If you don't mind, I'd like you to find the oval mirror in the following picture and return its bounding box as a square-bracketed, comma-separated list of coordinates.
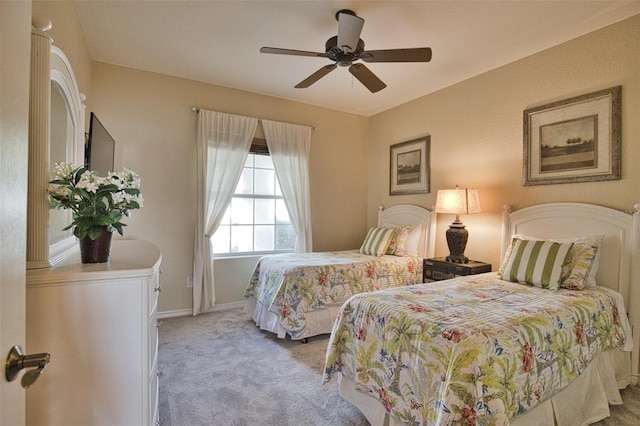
[49, 82, 73, 246]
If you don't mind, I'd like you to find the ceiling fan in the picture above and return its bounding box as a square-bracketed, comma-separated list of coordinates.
[260, 9, 432, 93]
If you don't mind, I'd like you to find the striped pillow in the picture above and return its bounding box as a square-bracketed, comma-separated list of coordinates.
[359, 227, 396, 256]
[501, 238, 573, 289]
[499, 234, 604, 289]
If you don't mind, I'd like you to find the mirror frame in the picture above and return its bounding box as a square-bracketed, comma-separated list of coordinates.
[49, 46, 86, 264]
[27, 18, 85, 269]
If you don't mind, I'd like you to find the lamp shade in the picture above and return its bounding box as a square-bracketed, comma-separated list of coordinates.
[434, 188, 481, 215]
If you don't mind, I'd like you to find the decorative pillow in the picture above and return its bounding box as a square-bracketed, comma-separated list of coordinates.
[567, 235, 604, 288]
[381, 223, 400, 255]
[498, 239, 517, 276]
[379, 222, 410, 255]
[499, 234, 603, 288]
[359, 227, 396, 257]
[500, 238, 573, 289]
[392, 225, 413, 256]
[561, 240, 600, 290]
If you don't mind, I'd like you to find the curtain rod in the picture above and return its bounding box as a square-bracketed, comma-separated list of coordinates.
[191, 106, 316, 130]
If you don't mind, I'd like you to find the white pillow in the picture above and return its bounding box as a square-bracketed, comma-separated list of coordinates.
[403, 224, 423, 257]
[500, 234, 604, 288]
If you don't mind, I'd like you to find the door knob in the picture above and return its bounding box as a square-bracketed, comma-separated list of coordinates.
[5, 345, 50, 388]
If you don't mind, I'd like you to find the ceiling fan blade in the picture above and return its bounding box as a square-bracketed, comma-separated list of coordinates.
[260, 46, 330, 58]
[337, 11, 364, 53]
[349, 63, 386, 93]
[361, 47, 432, 63]
[295, 64, 337, 88]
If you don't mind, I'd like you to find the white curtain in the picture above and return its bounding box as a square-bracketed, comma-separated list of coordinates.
[262, 119, 313, 253]
[193, 110, 258, 315]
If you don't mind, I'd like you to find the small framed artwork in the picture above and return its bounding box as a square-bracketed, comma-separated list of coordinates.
[523, 86, 621, 186]
[389, 135, 430, 195]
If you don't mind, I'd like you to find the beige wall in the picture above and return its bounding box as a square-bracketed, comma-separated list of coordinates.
[368, 15, 640, 271]
[89, 62, 369, 313]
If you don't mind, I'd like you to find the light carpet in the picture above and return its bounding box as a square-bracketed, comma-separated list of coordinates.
[159, 307, 640, 426]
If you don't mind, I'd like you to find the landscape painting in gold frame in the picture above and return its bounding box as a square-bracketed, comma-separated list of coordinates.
[523, 86, 621, 186]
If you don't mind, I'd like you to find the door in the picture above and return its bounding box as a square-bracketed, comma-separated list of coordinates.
[1, 1, 32, 425]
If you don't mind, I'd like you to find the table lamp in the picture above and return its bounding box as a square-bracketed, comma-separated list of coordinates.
[434, 186, 481, 263]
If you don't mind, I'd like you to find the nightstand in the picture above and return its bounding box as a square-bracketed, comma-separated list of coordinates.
[423, 257, 491, 282]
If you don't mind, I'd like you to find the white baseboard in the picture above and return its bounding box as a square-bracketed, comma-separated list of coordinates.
[158, 308, 192, 319]
[158, 300, 245, 319]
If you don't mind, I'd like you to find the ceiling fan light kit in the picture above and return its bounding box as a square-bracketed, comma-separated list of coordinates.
[260, 9, 432, 93]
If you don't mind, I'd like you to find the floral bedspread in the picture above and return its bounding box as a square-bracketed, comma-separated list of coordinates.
[323, 273, 627, 425]
[244, 250, 422, 339]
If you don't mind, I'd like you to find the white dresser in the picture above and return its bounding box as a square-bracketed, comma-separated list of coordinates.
[25, 240, 162, 426]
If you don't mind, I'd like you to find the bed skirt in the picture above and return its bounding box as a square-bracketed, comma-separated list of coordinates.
[338, 348, 631, 426]
[243, 296, 340, 340]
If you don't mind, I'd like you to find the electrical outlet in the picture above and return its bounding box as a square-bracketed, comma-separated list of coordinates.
[187, 275, 193, 288]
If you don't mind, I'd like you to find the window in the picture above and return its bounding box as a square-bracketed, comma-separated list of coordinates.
[211, 148, 295, 256]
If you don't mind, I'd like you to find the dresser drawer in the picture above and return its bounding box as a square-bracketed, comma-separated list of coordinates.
[149, 365, 159, 426]
[148, 308, 159, 380]
[148, 270, 160, 316]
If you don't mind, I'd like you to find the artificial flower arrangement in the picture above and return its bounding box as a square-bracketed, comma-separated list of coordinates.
[48, 162, 144, 241]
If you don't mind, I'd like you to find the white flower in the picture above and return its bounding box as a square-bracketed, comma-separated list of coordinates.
[51, 162, 75, 180]
[48, 184, 70, 198]
[75, 171, 99, 193]
[134, 193, 144, 208]
[110, 191, 125, 205]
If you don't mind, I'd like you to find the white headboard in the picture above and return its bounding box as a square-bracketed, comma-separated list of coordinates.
[377, 204, 436, 259]
[501, 202, 640, 383]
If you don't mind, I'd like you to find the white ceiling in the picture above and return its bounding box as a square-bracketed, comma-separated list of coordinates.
[73, 1, 640, 117]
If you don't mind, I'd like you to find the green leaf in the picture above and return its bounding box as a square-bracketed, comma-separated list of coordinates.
[87, 227, 109, 240]
[112, 222, 125, 236]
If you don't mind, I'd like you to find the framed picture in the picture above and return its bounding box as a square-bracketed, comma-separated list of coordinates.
[523, 86, 621, 186]
[390, 136, 430, 195]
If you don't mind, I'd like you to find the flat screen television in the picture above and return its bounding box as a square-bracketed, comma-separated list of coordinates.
[85, 112, 115, 175]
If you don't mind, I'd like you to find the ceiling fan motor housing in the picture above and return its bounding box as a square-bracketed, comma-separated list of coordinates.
[325, 35, 365, 66]
[335, 9, 357, 20]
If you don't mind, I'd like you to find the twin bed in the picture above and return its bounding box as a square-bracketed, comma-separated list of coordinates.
[243, 201, 638, 425]
[323, 202, 639, 425]
[243, 204, 436, 341]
